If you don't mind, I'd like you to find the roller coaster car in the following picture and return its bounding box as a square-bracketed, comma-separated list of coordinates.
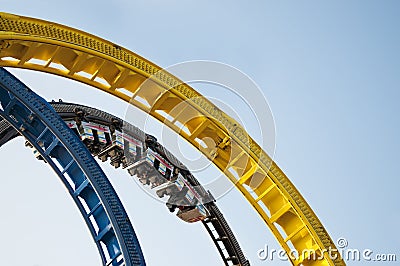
[115, 131, 143, 162]
[161, 174, 204, 204]
[156, 174, 210, 223]
[155, 173, 186, 198]
[97, 130, 144, 168]
[81, 121, 110, 145]
[127, 149, 173, 188]
[177, 204, 209, 223]
[155, 181, 179, 198]
[66, 120, 111, 155]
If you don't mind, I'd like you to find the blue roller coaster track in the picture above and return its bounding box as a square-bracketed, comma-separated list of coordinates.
[0, 67, 146, 266]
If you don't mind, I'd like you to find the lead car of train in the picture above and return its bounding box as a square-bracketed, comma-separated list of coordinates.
[62, 119, 211, 223]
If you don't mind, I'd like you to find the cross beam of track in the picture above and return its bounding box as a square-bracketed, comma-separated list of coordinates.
[0, 67, 145, 266]
[0, 13, 344, 265]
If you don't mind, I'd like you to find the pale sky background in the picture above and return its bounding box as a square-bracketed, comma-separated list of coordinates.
[0, 1, 399, 265]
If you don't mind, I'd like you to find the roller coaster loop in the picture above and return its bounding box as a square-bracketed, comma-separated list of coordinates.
[0, 67, 146, 266]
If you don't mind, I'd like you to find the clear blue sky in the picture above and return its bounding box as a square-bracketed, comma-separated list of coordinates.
[0, 1, 399, 265]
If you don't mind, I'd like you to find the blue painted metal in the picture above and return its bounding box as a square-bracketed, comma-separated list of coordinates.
[0, 68, 145, 266]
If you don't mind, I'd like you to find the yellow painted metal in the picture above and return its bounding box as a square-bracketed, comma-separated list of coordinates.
[0, 12, 345, 265]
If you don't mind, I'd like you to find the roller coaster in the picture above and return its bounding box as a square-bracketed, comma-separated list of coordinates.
[0, 12, 345, 266]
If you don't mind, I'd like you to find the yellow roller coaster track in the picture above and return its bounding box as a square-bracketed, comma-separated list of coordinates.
[0, 12, 344, 266]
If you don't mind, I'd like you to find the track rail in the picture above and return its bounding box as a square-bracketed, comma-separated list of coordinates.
[0, 68, 145, 266]
[0, 13, 344, 265]
[1, 101, 250, 266]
